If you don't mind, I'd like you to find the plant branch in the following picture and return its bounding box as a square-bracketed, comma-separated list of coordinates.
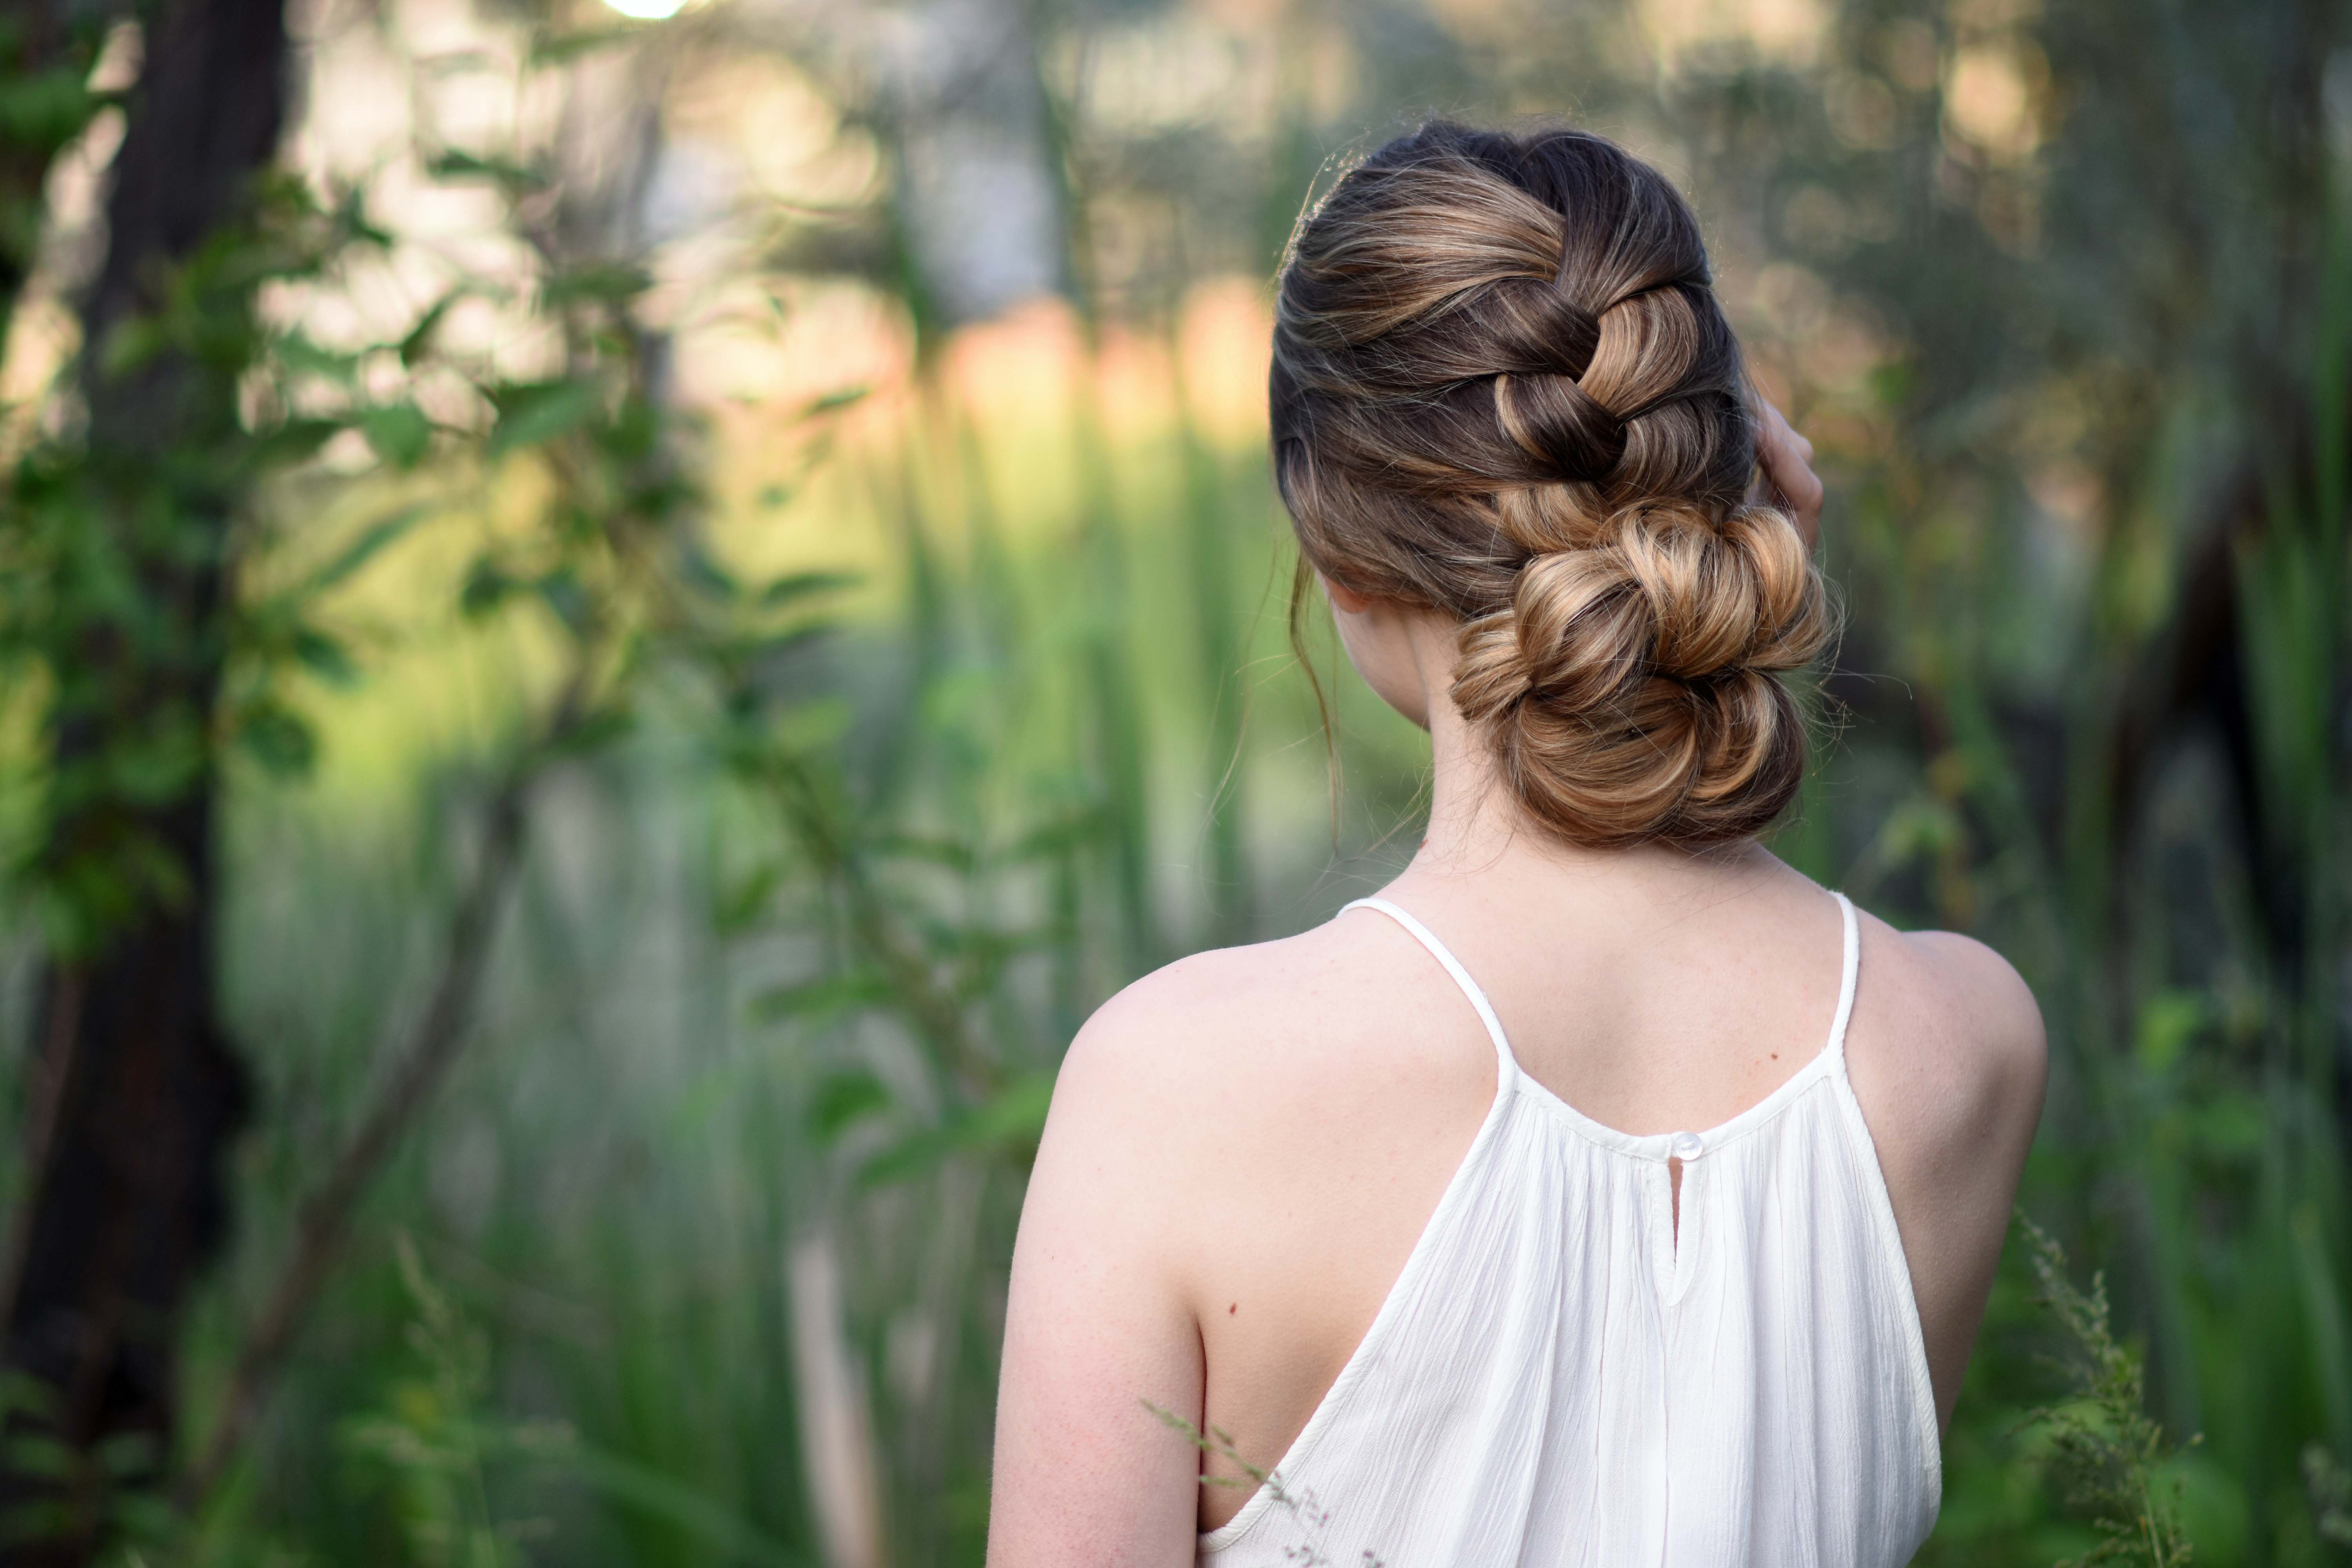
[176, 673, 588, 1515]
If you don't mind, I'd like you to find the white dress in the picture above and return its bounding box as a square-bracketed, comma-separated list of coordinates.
[1197, 891, 1942, 1568]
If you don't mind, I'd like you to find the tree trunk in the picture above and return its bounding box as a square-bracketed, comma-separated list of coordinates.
[0, 0, 287, 1557]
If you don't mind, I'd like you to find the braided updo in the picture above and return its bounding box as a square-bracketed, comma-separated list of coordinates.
[1271, 121, 1829, 849]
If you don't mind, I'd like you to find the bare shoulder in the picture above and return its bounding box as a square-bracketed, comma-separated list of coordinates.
[1052, 925, 1368, 1134]
[1039, 908, 1497, 1280]
[1029, 943, 1301, 1242]
[1055, 910, 1490, 1130]
[1848, 914, 2048, 1145]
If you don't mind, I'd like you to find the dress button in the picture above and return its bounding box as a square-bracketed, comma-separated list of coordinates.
[1670, 1131, 1704, 1161]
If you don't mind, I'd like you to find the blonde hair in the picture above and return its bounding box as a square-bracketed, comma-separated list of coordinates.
[1271, 121, 1829, 849]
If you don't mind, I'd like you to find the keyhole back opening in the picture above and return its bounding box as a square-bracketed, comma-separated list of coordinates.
[1669, 1155, 1685, 1251]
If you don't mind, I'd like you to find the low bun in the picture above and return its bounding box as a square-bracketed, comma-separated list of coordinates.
[1271, 120, 1832, 850]
[1452, 501, 1828, 846]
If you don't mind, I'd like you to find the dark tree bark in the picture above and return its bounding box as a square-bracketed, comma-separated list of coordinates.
[0, 0, 287, 1557]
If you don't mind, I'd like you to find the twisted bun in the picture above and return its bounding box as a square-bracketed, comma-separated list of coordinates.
[1270, 122, 1830, 848]
[1452, 500, 1826, 843]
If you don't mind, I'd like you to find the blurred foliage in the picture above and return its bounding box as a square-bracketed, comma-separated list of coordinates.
[0, 0, 2344, 1563]
[0, 175, 390, 954]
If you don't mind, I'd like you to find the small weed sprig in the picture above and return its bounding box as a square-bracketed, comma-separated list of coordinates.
[2018, 1216, 2196, 1568]
[1142, 1401, 1288, 1501]
[1141, 1401, 1385, 1568]
[338, 1234, 568, 1568]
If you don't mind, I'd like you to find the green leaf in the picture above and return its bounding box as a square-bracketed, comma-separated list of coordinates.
[0, 1371, 57, 1420]
[800, 385, 871, 417]
[95, 317, 167, 380]
[809, 1069, 892, 1143]
[460, 558, 515, 619]
[870, 831, 977, 871]
[290, 626, 361, 687]
[543, 263, 653, 305]
[105, 714, 208, 806]
[534, 567, 590, 635]
[677, 539, 741, 601]
[107, 1491, 182, 1546]
[2132, 991, 2207, 1075]
[750, 971, 893, 1026]
[0, 67, 98, 151]
[235, 702, 317, 778]
[425, 148, 550, 192]
[486, 379, 601, 458]
[1009, 804, 1109, 859]
[551, 705, 634, 756]
[859, 1129, 954, 1188]
[93, 1430, 160, 1478]
[0, 1432, 75, 1480]
[276, 330, 362, 385]
[306, 505, 429, 595]
[859, 1073, 1054, 1187]
[359, 401, 433, 469]
[715, 864, 783, 934]
[964, 1071, 1054, 1144]
[249, 417, 344, 469]
[328, 183, 395, 250]
[399, 287, 471, 367]
[530, 26, 642, 65]
[759, 570, 860, 607]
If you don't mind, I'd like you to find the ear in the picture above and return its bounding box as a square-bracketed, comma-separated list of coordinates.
[1319, 572, 1375, 616]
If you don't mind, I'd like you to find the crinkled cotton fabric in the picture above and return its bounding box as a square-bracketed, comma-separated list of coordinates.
[1198, 892, 1941, 1568]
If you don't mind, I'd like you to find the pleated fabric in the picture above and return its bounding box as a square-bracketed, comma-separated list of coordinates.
[1197, 892, 1941, 1568]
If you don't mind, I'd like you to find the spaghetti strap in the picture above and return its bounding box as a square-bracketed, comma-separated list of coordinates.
[1826, 891, 1860, 1062]
[1340, 897, 1519, 1084]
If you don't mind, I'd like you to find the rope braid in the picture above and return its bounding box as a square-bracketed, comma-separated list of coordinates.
[1270, 122, 1829, 848]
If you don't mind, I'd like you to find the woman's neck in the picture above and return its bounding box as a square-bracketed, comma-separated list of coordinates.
[1385, 607, 1771, 911]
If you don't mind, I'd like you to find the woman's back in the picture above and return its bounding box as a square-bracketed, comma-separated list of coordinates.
[991, 847, 2041, 1563]
[985, 120, 2044, 1566]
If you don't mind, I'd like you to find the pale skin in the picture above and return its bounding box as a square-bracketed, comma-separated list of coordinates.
[986, 406, 2046, 1566]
